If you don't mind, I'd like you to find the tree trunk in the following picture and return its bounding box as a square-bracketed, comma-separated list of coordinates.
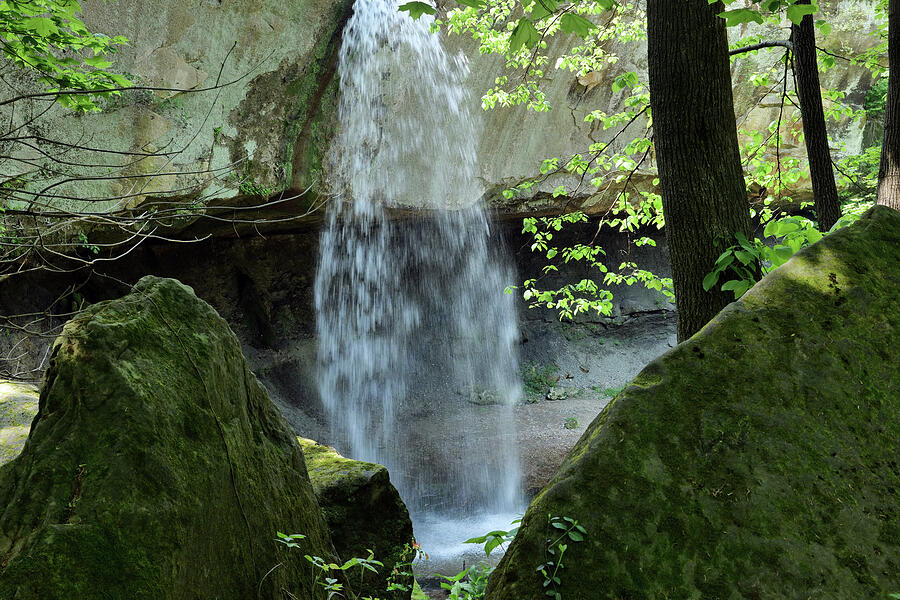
[648, 0, 754, 341]
[878, 0, 900, 209]
[791, 0, 842, 230]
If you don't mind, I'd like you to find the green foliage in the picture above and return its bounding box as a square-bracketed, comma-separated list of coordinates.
[837, 145, 881, 203]
[398, 2, 436, 20]
[703, 203, 872, 300]
[852, 0, 887, 76]
[441, 1, 642, 111]
[464, 519, 520, 556]
[716, 0, 820, 27]
[437, 563, 493, 600]
[239, 180, 274, 198]
[0, 0, 131, 111]
[512, 196, 670, 322]
[864, 76, 889, 119]
[593, 385, 624, 397]
[537, 515, 587, 600]
[385, 541, 425, 595]
[563, 416, 579, 429]
[522, 361, 559, 400]
[277, 532, 388, 600]
[73, 231, 99, 255]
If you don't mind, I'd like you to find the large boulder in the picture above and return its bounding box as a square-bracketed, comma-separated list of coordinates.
[299, 437, 415, 600]
[486, 206, 900, 599]
[0, 276, 338, 599]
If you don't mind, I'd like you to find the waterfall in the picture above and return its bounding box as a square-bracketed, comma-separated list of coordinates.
[314, 0, 523, 556]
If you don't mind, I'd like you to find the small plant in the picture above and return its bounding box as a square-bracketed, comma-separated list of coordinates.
[592, 385, 624, 398]
[275, 532, 384, 599]
[385, 540, 426, 595]
[464, 519, 520, 556]
[538, 515, 587, 600]
[239, 180, 274, 198]
[438, 562, 493, 600]
[564, 417, 579, 430]
[74, 231, 99, 255]
[522, 362, 560, 400]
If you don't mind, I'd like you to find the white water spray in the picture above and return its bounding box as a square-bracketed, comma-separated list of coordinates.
[314, 0, 523, 557]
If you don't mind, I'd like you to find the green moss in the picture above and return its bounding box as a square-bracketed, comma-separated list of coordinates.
[0, 277, 337, 599]
[298, 438, 414, 600]
[0, 381, 38, 467]
[227, 0, 350, 200]
[487, 207, 900, 600]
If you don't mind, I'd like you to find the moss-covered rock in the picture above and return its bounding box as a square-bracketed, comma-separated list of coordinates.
[0, 381, 38, 467]
[486, 206, 900, 599]
[0, 276, 337, 599]
[299, 438, 415, 600]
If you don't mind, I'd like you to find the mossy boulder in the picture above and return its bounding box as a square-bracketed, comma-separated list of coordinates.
[299, 438, 415, 600]
[0, 276, 337, 599]
[486, 206, 900, 599]
[0, 381, 38, 467]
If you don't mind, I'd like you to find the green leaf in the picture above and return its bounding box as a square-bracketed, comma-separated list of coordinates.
[485, 537, 503, 555]
[815, 19, 831, 35]
[702, 271, 720, 292]
[717, 8, 764, 27]
[786, 2, 817, 24]
[84, 54, 112, 69]
[611, 71, 638, 93]
[455, 0, 485, 8]
[721, 279, 751, 298]
[559, 13, 596, 38]
[22, 16, 58, 37]
[398, 2, 436, 20]
[510, 17, 540, 51]
[530, 0, 558, 20]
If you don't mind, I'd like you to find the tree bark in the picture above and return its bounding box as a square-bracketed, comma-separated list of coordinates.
[791, 0, 842, 230]
[878, 0, 900, 209]
[648, 0, 754, 341]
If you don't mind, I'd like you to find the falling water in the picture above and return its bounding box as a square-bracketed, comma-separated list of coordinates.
[314, 0, 523, 559]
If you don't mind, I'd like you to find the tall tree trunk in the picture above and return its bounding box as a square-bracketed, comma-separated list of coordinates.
[648, 0, 754, 341]
[878, 0, 900, 209]
[791, 0, 842, 231]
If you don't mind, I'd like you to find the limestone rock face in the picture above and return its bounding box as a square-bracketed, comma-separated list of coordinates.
[1, 0, 352, 222]
[0, 276, 337, 600]
[485, 206, 900, 599]
[299, 437, 415, 600]
[1, 0, 880, 226]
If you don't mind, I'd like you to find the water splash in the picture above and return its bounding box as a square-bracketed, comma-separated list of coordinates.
[315, 0, 523, 536]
